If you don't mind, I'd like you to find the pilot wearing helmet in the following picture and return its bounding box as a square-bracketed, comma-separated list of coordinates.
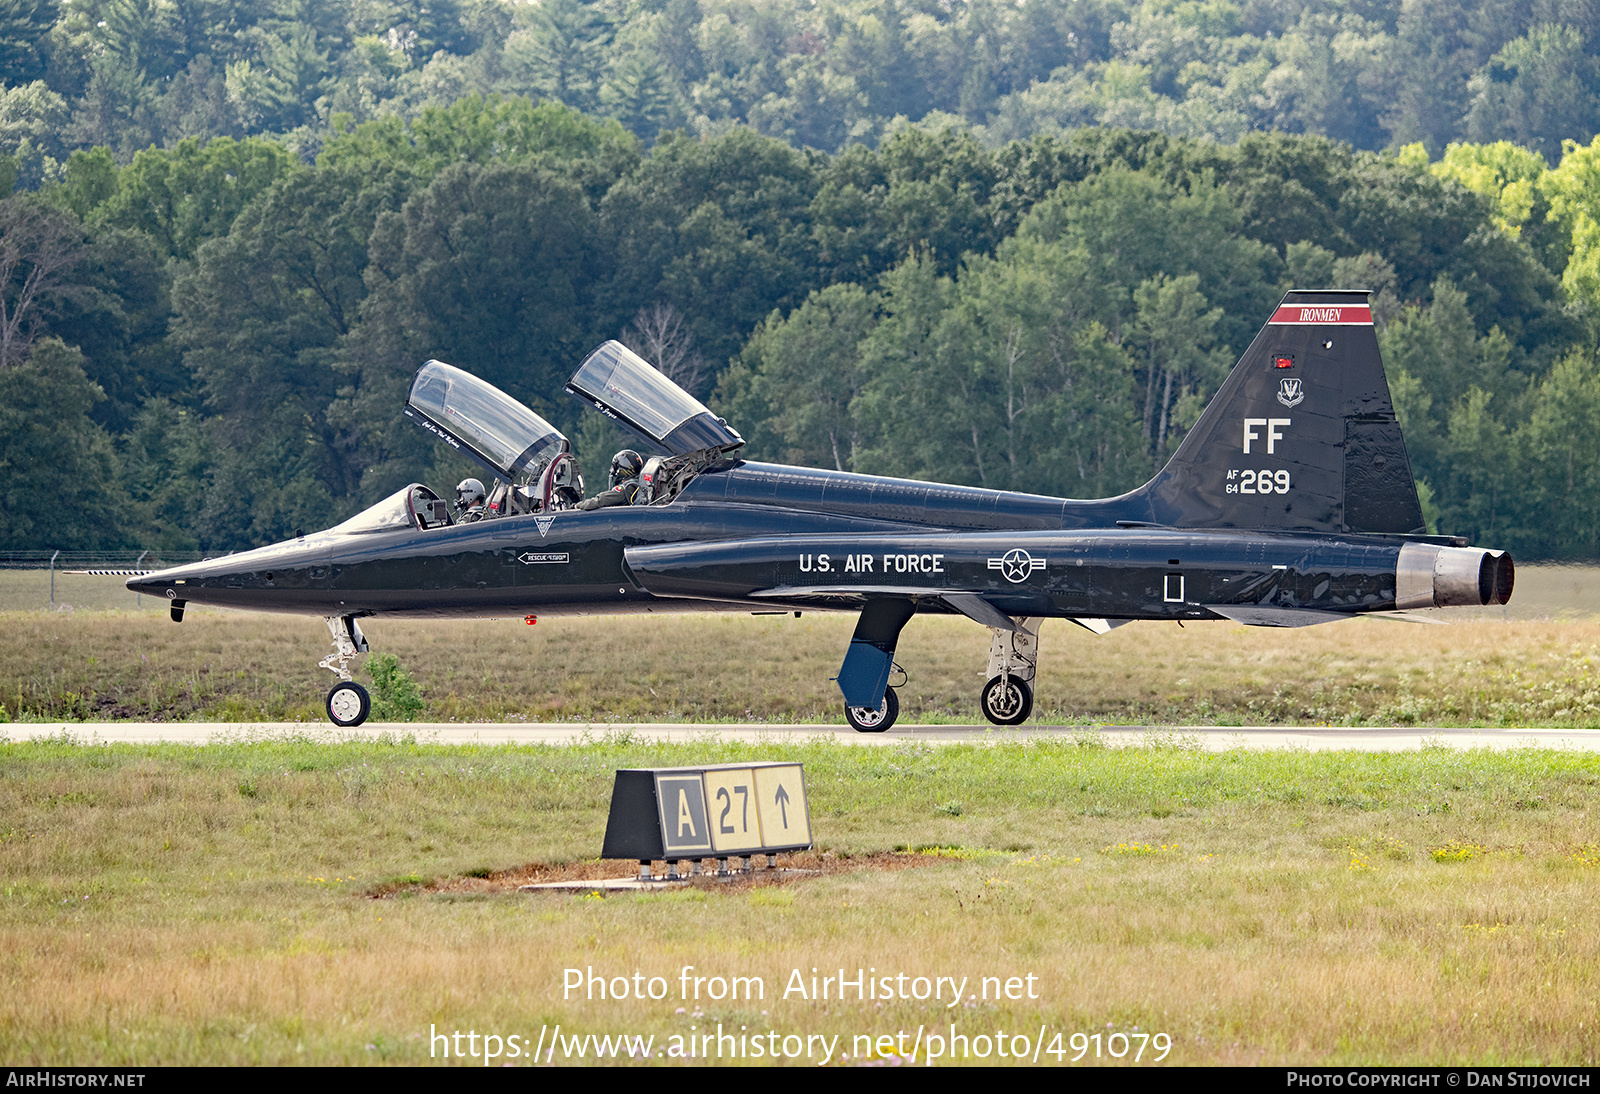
[455, 478, 488, 522]
[577, 450, 644, 510]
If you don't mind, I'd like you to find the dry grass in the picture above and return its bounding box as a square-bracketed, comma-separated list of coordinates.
[1, 738, 1598, 1065]
[3, 600, 1600, 725]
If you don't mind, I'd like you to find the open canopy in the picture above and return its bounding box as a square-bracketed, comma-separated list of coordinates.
[566, 341, 743, 457]
[404, 360, 567, 483]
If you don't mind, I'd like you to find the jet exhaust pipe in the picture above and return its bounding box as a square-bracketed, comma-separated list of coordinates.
[1395, 543, 1514, 609]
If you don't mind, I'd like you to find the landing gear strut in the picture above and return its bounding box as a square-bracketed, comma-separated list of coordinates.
[982, 617, 1040, 726]
[319, 615, 371, 727]
[836, 599, 916, 733]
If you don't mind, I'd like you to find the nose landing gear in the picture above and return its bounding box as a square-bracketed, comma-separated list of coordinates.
[319, 615, 371, 727]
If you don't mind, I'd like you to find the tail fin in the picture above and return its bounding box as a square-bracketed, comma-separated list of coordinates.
[1141, 289, 1425, 535]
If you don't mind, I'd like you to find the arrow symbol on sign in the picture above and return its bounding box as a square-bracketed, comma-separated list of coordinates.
[775, 784, 790, 828]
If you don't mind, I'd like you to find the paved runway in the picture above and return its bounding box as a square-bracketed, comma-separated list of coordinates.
[6, 721, 1600, 751]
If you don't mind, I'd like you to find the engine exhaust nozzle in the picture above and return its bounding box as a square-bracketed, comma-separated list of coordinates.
[1395, 543, 1514, 609]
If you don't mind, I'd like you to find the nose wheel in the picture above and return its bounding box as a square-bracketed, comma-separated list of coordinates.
[326, 681, 371, 727]
[845, 687, 899, 732]
[981, 674, 1033, 726]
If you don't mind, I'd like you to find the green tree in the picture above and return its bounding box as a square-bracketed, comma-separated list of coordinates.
[0, 0, 56, 86]
[0, 80, 68, 187]
[848, 253, 961, 482]
[339, 161, 606, 500]
[225, 5, 338, 132]
[600, 50, 682, 143]
[1436, 386, 1520, 547]
[316, 93, 639, 205]
[1465, 25, 1600, 164]
[1519, 351, 1600, 558]
[501, 0, 613, 116]
[94, 135, 297, 259]
[173, 164, 402, 545]
[1128, 272, 1229, 461]
[716, 281, 877, 470]
[1380, 278, 1531, 547]
[0, 194, 83, 368]
[0, 337, 127, 549]
[810, 126, 1001, 282]
[1542, 133, 1600, 324]
[1013, 165, 1277, 352]
[600, 127, 821, 371]
[46, 225, 185, 431]
[118, 396, 215, 550]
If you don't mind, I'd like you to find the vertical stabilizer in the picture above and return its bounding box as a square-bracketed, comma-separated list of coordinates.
[1140, 290, 1424, 535]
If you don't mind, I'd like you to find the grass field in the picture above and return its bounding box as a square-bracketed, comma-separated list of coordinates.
[5, 571, 1600, 1066]
[4, 607, 1600, 727]
[5, 565, 1600, 727]
[1, 735, 1597, 1066]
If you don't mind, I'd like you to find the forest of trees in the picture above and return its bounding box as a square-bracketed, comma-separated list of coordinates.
[7, 0, 1600, 170]
[4, 1, 1600, 559]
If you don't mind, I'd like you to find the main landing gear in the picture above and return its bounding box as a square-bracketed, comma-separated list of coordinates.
[845, 686, 899, 732]
[836, 600, 915, 733]
[319, 615, 371, 727]
[981, 675, 1032, 725]
[981, 617, 1041, 727]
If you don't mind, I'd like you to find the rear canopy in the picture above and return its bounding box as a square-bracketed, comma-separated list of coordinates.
[566, 341, 743, 457]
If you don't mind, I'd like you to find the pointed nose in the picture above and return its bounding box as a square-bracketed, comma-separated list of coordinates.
[122, 535, 334, 611]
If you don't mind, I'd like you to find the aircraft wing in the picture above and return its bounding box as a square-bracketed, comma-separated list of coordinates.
[751, 584, 1022, 632]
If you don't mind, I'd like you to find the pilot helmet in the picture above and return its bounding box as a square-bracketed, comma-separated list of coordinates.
[455, 478, 486, 509]
[608, 450, 643, 489]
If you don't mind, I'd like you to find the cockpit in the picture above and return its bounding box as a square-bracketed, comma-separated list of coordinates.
[324, 343, 744, 535]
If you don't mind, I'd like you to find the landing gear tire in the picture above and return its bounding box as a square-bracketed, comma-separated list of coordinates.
[326, 681, 371, 728]
[980, 675, 1033, 726]
[845, 688, 899, 733]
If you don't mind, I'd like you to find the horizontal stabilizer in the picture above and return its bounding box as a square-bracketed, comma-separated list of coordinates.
[1206, 605, 1346, 628]
[1364, 610, 1450, 625]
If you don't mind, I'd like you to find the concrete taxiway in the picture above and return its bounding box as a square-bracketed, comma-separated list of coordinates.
[5, 722, 1600, 751]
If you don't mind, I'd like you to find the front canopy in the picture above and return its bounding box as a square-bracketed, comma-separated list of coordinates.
[326, 483, 446, 535]
[405, 360, 567, 483]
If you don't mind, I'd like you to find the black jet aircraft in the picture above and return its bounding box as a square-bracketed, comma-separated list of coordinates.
[129, 290, 1514, 731]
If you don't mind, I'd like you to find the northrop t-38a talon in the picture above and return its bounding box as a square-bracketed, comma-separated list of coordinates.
[129, 290, 1514, 730]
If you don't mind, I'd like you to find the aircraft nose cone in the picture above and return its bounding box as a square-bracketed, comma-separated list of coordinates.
[127, 563, 200, 599]
[126, 572, 160, 596]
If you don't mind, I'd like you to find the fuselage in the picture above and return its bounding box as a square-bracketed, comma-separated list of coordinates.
[127, 460, 1434, 622]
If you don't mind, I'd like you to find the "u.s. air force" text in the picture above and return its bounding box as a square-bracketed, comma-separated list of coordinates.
[799, 554, 945, 574]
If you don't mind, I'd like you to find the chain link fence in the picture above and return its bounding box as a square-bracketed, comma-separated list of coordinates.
[0, 550, 220, 610]
[0, 550, 209, 570]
